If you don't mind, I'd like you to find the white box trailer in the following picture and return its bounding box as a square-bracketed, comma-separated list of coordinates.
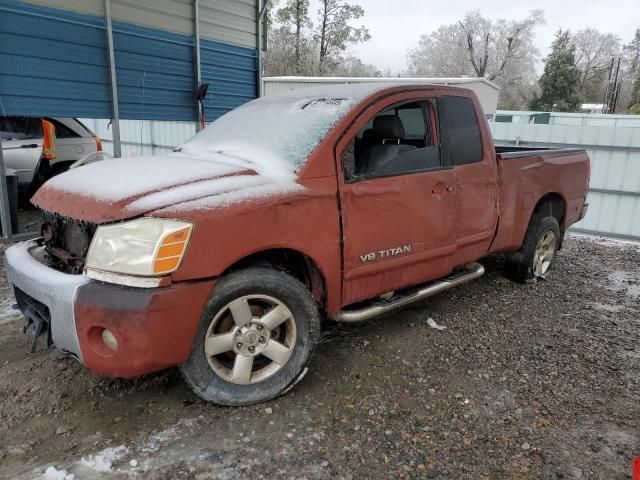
[263, 76, 500, 119]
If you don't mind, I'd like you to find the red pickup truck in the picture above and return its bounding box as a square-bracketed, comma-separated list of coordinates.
[5, 84, 590, 405]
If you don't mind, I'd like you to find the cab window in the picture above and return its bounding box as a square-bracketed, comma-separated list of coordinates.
[345, 99, 441, 180]
[441, 96, 483, 165]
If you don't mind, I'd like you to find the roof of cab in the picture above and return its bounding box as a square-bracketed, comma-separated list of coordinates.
[273, 82, 471, 102]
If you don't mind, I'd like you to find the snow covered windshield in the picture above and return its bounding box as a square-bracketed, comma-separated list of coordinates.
[177, 84, 386, 177]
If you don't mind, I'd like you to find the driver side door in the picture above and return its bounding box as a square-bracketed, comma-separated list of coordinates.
[337, 93, 457, 306]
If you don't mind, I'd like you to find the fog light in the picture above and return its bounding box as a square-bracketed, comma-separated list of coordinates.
[101, 329, 118, 351]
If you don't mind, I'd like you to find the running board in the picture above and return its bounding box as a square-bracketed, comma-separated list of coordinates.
[333, 262, 485, 323]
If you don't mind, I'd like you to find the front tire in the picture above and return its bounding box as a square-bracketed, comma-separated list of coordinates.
[180, 267, 320, 405]
[505, 213, 561, 283]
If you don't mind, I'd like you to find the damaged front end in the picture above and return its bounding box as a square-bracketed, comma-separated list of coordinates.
[40, 213, 97, 274]
[9, 213, 96, 353]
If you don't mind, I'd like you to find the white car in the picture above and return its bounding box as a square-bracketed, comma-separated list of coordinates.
[0, 116, 102, 188]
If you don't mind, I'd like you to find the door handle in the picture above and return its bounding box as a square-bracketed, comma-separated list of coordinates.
[20, 144, 38, 149]
[446, 185, 454, 193]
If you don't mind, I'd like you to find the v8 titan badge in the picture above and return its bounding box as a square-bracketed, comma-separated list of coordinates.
[360, 245, 412, 263]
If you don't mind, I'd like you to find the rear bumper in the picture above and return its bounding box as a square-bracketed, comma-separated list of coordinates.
[5, 240, 215, 377]
[578, 202, 589, 222]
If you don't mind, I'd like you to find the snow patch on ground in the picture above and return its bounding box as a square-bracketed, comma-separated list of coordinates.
[78, 445, 128, 473]
[141, 418, 196, 454]
[569, 232, 640, 250]
[42, 466, 74, 480]
[592, 302, 625, 313]
[0, 296, 21, 325]
[607, 271, 640, 299]
[427, 318, 447, 331]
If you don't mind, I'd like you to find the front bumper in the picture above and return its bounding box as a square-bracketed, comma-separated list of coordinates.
[5, 240, 215, 377]
[5, 240, 88, 359]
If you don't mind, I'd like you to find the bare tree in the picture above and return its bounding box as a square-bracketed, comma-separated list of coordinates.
[458, 10, 545, 81]
[571, 28, 621, 100]
[316, 0, 370, 74]
[407, 11, 544, 109]
[331, 56, 380, 77]
[407, 24, 469, 77]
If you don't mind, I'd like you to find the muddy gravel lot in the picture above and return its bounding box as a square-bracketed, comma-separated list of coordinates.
[0, 234, 639, 479]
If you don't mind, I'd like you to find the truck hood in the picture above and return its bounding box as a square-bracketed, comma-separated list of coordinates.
[31, 155, 298, 223]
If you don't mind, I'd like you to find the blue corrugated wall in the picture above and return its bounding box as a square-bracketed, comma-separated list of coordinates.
[0, 0, 257, 121]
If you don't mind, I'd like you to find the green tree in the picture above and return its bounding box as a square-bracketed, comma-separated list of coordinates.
[276, 0, 312, 74]
[530, 30, 582, 112]
[317, 0, 371, 74]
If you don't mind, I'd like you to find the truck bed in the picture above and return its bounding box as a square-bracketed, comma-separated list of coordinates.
[489, 146, 590, 253]
[495, 145, 585, 159]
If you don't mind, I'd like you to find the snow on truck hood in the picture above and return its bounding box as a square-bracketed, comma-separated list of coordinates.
[32, 83, 392, 223]
[31, 154, 303, 223]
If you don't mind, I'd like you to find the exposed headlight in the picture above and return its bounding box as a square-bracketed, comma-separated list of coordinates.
[85, 218, 193, 276]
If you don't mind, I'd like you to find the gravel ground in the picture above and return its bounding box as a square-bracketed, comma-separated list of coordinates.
[0, 234, 639, 479]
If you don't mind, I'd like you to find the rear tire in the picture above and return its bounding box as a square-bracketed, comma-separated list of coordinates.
[180, 267, 320, 406]
[505, 213, 561, 283]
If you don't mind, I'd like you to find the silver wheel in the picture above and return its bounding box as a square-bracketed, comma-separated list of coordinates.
[204, 295, 297, 385]
[533, 230, 556, 277]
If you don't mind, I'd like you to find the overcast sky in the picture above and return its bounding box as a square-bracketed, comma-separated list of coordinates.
[308, 0, 639, 73]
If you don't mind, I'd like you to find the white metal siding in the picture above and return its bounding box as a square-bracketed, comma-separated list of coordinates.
[490, 119, 640, 239]
[21, 0, 258, 48]
[200, 0, 256, 48]
[496, 111, 640, 128]
[81, 118, 196, 157]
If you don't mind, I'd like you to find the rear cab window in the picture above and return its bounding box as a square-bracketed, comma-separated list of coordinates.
[440, 96, 483, 166]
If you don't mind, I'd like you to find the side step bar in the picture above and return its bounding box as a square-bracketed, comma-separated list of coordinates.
[333, 262, 485, 323]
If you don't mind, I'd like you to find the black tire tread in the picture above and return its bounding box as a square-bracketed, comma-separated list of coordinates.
[180, 267, 320, 406]
[505, 213, 561, 283]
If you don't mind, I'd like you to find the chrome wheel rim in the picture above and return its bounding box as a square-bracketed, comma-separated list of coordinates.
[533, 230, 556, 277]
[204, 295, 297, 385]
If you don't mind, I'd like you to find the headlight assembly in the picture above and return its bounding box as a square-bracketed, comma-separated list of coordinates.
[85, 218, 193, 276]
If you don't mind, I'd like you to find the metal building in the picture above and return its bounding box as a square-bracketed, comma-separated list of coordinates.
[0, 0, 262, 121]
[0, 0, 266, 240]
[490, 115, 640, 240]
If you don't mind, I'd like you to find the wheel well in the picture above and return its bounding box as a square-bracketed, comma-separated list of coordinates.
[533, 193, 566, 228]
[532, 193, 566, 248]
[222, 249, 327, 312]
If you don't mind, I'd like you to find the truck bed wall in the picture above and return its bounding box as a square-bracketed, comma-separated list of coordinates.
[490, 151, 590, 253]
